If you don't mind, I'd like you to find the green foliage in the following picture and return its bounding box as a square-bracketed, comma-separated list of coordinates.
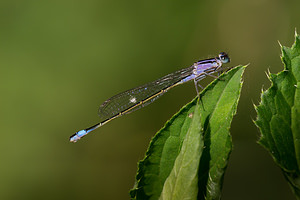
[255, 32, 300, 199]
[130, 66, 245, 200]
[159, 103, 204, 200]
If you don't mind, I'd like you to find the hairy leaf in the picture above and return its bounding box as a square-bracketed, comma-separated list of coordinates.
[255, 32, 300, 198]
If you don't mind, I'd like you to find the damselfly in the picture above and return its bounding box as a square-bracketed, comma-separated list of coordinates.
[70, 52, 230, 142]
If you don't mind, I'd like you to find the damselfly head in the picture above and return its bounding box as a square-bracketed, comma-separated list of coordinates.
[218, 52, 230, 64]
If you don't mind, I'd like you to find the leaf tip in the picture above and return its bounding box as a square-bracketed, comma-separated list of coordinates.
[252, 99, 258, 111]
[265, 68, 272, 80]
[294, 30, 300, 49]
[277, 40, 283, 48]
[244, 63, 250, 68]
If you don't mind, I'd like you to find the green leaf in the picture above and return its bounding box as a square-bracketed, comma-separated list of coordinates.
[159, 103, 204, 200]
[130, 65, 245, 200]
[255, 32, 300, 198]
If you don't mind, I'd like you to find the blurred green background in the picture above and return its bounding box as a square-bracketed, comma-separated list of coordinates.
[0, 0, 299, 199]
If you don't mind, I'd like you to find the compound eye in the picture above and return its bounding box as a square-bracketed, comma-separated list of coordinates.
[218, 52, 230, 63]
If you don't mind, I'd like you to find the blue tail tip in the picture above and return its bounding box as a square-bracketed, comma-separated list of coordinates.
[70, 134, 80, 143]
[70, 130, 87, 143]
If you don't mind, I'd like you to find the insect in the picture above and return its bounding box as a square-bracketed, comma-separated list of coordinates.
[70, 52, 230, 142]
